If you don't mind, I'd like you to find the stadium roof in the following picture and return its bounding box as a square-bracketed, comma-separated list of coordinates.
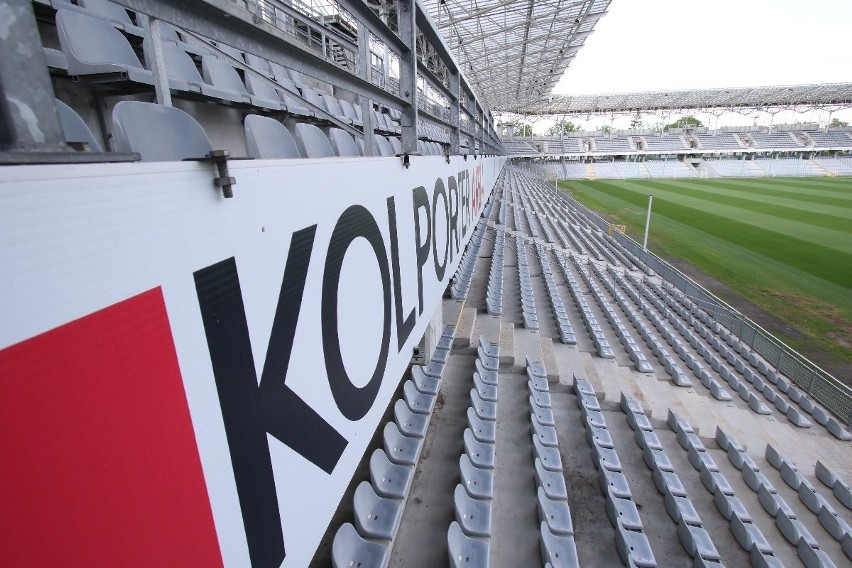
[507, 83, 852, 116]
[421, 0, 612, 112]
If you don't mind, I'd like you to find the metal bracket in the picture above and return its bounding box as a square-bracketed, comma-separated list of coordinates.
[402, 154, 411, 169]
[197, 150, 235, 198]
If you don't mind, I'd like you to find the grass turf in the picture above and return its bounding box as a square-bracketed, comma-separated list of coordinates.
[558, 175, 852, 375]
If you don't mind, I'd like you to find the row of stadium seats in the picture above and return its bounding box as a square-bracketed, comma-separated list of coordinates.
[33, 0, 494, 158]
[59, 99, 447, 161]
[503, 130, 852, 155]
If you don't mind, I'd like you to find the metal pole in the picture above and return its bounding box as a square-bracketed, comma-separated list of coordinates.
[642, 194, 653, 251]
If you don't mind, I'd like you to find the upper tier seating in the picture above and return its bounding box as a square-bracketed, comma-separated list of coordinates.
[56, 9, 153, 85]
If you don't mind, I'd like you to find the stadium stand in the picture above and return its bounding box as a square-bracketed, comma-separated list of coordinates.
[3, 2, 851, 567]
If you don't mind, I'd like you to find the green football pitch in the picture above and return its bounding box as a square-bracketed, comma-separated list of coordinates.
[557, 175, 852, 377]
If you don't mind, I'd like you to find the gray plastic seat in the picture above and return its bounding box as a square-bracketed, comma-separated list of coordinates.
[677, 523, 720, 560]
[403, 380, 435, 415]
[387, 137, 402, 155]
[369, 448, 412, 499]
[665, 492, 702, 526]
[653, 468, 686, 496]
[776, 512, 818, 548]
[474, 359, 498, 386]
[273, 78, 313, 116]
[535, 458, 569, 501]
[373, 135, 394, 156]
[470, 389, 497, 421]
[531, 399, 555, 426]
[460, 455, 493, 499]
[295, 123, 335, 158]
[643, 446, 674, 473]
[55, 99, 101, 151]
[464, 428, 495, 469]
[796, 540, 838, 568]
[394, 399, 429, 438]
[338, 99, 362, 126]
[328, 128, 361, 157]
[448, 521, 489, 568]
[244, 115, 301, 159]
[477, 346, 500, 371]
[243, 74, 284, 109]
[600, 468, 633, 499]
[585, 424, 614, 449]
[606, 491, 643, 531]
[160, 41, 231, 98]
[593, 441, 623, 473]
[730, 515, 773, 554]
[715, 492, 752, 522]
[412, 366, 440, 395]
[473, 372, 498, 402]
[353, 481, 402, 541]
[112, 101, 212, 161]
[56, 9, 153, 84]
[529, 382, 552, 408]
[79, 0, 144, 35]
[467, 407, 496, 443]
[538, 487, 574, 536]
[817, 501, 849, 541]
[533, 434, 563, 472]
[479, 336, 499, 359]
[331, 522, 389, 568]
[540, 521, 579, 567]
[815, 460, 837, 488]
[454, 484, 492, 538]
[532, 413, 559, 447]
[383, 422, 420, 466]
[200, 55, 253, 104]
[615, 524, 656, 567]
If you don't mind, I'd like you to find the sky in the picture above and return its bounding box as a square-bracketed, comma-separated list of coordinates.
[516, 0, 852, 131]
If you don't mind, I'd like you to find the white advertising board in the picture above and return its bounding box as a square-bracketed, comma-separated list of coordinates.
[0, 155, 504, 567]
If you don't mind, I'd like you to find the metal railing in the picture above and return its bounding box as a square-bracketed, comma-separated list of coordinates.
[553, 188, 852, 426]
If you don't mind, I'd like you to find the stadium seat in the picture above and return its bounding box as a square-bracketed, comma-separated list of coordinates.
[539, 522, 580, 567]
[353, 481, 402, 540]
[200, 55, 253, 104]
[111, 101, 213, 161]
[388, 137, 402, 155]
[294, 123, 334, 158]
[373, 135, 394, 157]
[56, 9, 154, 84]
[467, 407, 496, 443]
[243, 74, 284, 110]
[243, 115, 301, 159]
[460, 455, 493, 499]
[55, 100, 101, 152]
[394, 399, 429, 438]
[383, 422, 420, 466]
[447, 521, 489, 568]
[463, 428, 494, 469]
[331, 523, 389, 568]
[78, 0, 145, 36]
[327, 128, 360, 157]
[369, 449, 412, 499]
[454, 484, 492, 537]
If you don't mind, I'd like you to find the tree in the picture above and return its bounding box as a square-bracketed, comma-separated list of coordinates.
[547, 121, 579, 136]
[665, 116, 703, 130]
[829, 118, 849, 128]
[598, 125, 612, 135]
[515, 124, 533, 136]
